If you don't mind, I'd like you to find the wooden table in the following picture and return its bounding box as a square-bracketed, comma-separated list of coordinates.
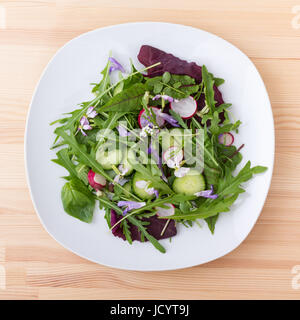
[0, 0, 300, 300]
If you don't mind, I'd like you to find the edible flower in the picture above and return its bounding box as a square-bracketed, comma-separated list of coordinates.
[77, 116, 92, 136]
[86, 106, 98, 119]
[152, 94, 179, 103]
[174, 167, 190, 178]
[117, 200, 146, 216]
[194, 185, 218, 199]
[113, 174, 128, 186]
[135, 180, 159, 198]
[140, 124, 158, 137]
[118, 164, 129, 176]
[157, 110, 180, 127]
[117, 125, 131, 137]
[109, 57, 125, 74]
[135, 180, 156, 195]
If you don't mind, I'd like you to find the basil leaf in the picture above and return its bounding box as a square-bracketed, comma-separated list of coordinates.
[61, 179, 95, 223]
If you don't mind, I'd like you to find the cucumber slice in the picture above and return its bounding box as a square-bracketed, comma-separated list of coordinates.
[173, 169, 206, 196]
[122, 182, 132, 198]
[119, 149, 135, 176]
[132, 172, 155, 200]
[96, 145, 123, 170]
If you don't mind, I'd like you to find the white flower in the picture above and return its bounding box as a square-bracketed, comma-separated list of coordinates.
[136, 180, 155, 195]
[96, 190, 103, 197]
[174, 167, 190, 178]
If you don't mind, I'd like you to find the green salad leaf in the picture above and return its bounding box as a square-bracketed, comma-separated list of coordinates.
[61, 178, 95, 223]
[97, 83, 146, 113]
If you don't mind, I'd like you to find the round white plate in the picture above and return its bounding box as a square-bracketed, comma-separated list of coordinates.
[25, 22, 274, 271]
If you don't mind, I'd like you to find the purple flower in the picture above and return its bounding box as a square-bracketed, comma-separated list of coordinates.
[113, 174, 128, 186]
[148, 144, 168, 182]
[86, 106, 98, 119]
[109, 57, 125, 74]
[154, 189, 159, 199]
[77, 116, 92, 136]
[157, 110, 180, 127]
[117, 125, 131, 137]
[118, 164, 129, 176]
[152, 95, 179, 103]
[117, 200, 146, 216]
[194, 185, 218, 199]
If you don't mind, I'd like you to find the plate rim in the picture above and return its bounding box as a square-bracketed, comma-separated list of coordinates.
[24, 21, 275, 271]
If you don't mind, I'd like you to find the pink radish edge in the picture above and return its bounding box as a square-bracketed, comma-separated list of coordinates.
[218, 132, 234, 146]
[170, 96, 197, 119]
[88, 170, 106, 190]
[138, 107, 165, 128]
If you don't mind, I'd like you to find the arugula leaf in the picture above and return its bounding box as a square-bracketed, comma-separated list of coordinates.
[127, 216, 166, 253]
[165, 162, 267, 221]
[55, 127, 141, 201]
[95, 112, 126, 149]
[133, 162, 174, 195]
[217, 161, 267, 197]
[97, 197, 166, 253]
[169, 109, 188, 129]
[52, 148, 78, 179]
[91, 58, 112, 104]
[75, 163, 90, 185]
[61, 178, 95, 223]
[214, 78, 225, 87]
[205, 214, 219, 234]
[202, 65, 216, 113]
[122, 220, 133, 244]
[122, 60, 144, 89]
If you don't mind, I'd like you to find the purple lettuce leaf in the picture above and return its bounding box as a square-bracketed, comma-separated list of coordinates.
[137, 45, 226, 124]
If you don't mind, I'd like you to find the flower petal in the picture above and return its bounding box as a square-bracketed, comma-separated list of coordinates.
[117, 125, 131, 137]
[80, 116, 89, 126]
[152, 94, 178, 103]
[80, 128, 87, 136]
[86, 106, 98, 118]
[174, 167, 190, 178]
[157, 111, 179, 127]
[109, 57, 125, 73]
[117, 200, 146, 216]
[194, 185, 218, 199]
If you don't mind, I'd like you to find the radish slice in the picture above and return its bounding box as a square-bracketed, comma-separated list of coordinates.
[138, 107, 165, 128]
[155, 203, 175, 217]
[170, 96, 197, 119]
[162, 146, 183, 168]
[88, 170, 106, 190]
[218, 132, 234, 146]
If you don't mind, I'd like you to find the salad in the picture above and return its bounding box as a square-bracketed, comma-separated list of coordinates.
[51, 45, 267, 253]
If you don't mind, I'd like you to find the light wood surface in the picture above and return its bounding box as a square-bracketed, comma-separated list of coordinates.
[0, 0, 300, 300]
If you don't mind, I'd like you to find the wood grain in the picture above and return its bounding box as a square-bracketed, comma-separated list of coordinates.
[0, 0, 300, 300]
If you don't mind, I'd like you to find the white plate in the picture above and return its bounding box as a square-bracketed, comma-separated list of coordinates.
[25, 22, 274, 271]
